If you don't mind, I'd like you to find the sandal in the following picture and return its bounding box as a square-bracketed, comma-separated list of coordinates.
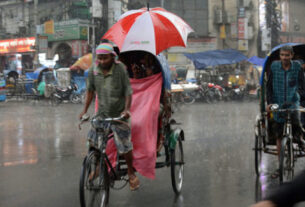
[129, 175, 140, 191]
[271, 169, 279, 179]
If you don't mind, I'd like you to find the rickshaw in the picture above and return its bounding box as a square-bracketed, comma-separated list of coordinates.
[78, 6, 193, 206]
[254, 43, 305, 184]
[4, 70, 19, 97]
[3, 70, 37, 99]
[0, 73, 6, 101]
[25, 66, 56, 101]
[78, 50, 185, 207]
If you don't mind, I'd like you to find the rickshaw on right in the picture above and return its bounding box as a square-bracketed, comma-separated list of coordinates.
[254, 43, 305, 184]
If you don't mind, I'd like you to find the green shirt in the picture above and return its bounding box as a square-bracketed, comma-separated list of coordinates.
[87, 62, 132, 118]
[37, 81, 45, 95]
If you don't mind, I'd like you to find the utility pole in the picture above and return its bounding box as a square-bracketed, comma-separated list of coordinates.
[287, 0, 291, 42]
[91, 0, 101, 63]
[34, 0, 40, 68]
[266, 0, 280, 48]
[161, 0, 164, 7]
[221, 0, 225, 49]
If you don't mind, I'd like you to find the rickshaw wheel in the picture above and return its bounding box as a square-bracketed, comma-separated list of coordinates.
[279, 137, 294, 184]
[79, 151, 110, 207]
[70, 93, 81, 104]
[182, 92, 195, 104]
[171, 135, 184, 195]
[255, 135, 263, 176]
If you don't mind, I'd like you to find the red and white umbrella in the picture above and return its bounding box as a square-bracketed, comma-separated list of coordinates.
[102, 7, 194, 55]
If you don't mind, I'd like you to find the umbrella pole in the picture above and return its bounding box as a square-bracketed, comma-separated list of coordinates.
[147, 2, 150, 11]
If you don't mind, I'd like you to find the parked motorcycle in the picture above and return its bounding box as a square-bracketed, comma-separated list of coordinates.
[227, 83, 245, 101]
[52, 83, 79, 104]
[189, 83, 210, 103]
[189, 82, 219, 103]
[208, 83, 224, 102]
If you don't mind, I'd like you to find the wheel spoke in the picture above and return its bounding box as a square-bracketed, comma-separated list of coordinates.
[279, 138, 294, 184]
[80, 151, 110, 207]
[171, 137, 184, 195]
[255, 135, 263, 176]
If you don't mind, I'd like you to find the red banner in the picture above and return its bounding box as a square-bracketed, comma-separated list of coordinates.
[238, 18, 245, 39]
[0, 37, 35, 54]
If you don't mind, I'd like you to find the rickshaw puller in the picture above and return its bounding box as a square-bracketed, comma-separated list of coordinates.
[299, 60, 305, 129]
[266, 45, 305, 178]
[79, 43, 140, 191]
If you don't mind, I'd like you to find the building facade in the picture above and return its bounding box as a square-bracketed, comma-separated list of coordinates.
[128, 0, 259, 70]
[0, 0, 271, 72]
[0, 0, 127, 71]
[279, 0, 305, 43]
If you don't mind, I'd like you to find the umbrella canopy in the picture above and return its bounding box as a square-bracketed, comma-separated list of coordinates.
[103, 7, 194, 55]
[29, 65, 48, 80]
[184, 49, 248, 69]
[70, 53, 92, 70]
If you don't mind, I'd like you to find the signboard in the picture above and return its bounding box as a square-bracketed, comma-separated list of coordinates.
[70, 40, 89, 57]
[44, 20, 54, 34]
[238, 18, 248, 39]
[80, 26, 88, 40]
[231, 22, 237, 38]
[238, 7, 245, 17]
[92, 0, 103, 17]
[261, 28, 271, 51]
[43, 19, 89, 42]
[81, 41, 88, 55]
[71, 41, 80, 56]
[39, 36, 48, 53]
[0, 37, 35, 54]
[238, 39, 248, 51]
[220, 24, 226, 39]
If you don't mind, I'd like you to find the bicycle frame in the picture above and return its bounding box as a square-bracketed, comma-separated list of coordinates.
[283, 112, 293, 141]
[256, 107, 303, 156]
[274, 107, 296, 141]
[89, 117, 129, 182]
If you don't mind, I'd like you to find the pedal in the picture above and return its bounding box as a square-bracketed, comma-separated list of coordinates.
[155, 162, 166, 168]
[157, 151, 165, 157]
[115, 168, 128, 180]
[118, 155, 125, 160]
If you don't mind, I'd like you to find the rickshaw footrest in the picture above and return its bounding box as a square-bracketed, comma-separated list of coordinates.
[155, 162, 166, 168]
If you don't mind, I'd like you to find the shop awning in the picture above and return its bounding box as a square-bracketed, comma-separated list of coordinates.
[184, 49, 248, 69]
[247, 56, 266, 66]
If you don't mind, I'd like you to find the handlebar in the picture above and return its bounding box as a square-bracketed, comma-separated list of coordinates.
[93, 116, 125, 122]
[269, 104, 305, 113]
[79, 114, 126, 130]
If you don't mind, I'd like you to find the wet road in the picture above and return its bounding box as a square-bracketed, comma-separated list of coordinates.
[1, 100, 305, 207]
